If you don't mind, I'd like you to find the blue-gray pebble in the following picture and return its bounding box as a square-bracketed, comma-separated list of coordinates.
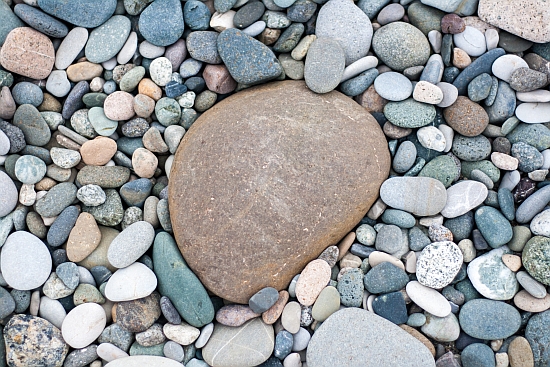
[337, 268, 364, 307]
[14, 4, 69, 38]
[85, 15, 131, 64]
[139, 0, 184, 46]
[474, 206, 513, 248]
[363, 262, 409, 294]
[47, 206, 79, 247]
[37, 0, 117, 28]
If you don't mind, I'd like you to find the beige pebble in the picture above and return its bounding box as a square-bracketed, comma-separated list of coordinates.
[404, 251, 417, 273]
[19, 183, 36, 206]
[419, 215, 444, 227]
[413, 81, 444, 105]
[132, 148, 158, 178]
[0, 27, 55, 80]
[67, 212, 102, 262]
[143, 196, 160, 228]
[502, 254, 522, 272]
[262, 290, 289, 325]
[336, 232, 355, 261]
[134, 94, 156, 118]
[78, 226, 118, 272]
[163, 323, 200, 345]
[368, 251, 405, 270]
[452, 48, 472, 69]
[495, 353, 509, 367]
[103, 91, 135, 121]
[138, 78, 162, 101]
[30, 290, 40, 316]
[80, 137, 118, 166]
[291, 35, 317, 61]
[295, 259, 331, 306]
[281, 301, 301, 334]
[258, 28, 280, 46]
[514, 290, 550, 312]
[0, 86, 17, 119]
[367, 197, 387, 220]
[508, 336, 534, 367]
[39, 92, 62, 113]
[491, 339, 503, 352]
[90, 77, 105, 92]
[458, 239, 476, 262]
[339, 253, 361, 268]
[143, 128, 169, 153]
[66, 61, 103, 82]
[491, 152, 519, 171]
[35, 177, 57, 191]
[383, 121, 412, 139]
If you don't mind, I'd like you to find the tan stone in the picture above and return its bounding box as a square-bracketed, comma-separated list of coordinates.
[138, 78, 162, 101]
[368, 251, 405, 270]
[400, 325, 436, 357]
[168, 81, 390, 303]
[132, 148, 158, 178]
[355, 84, 388, 113]
[262, 290, 289, 325]
[258, 28, 281, 46]
[478, 0, 550, 43]
[339, 253, 362, 268]
[67, 213, 102, 262]
[35, 177, 57, 191]
[514, 290, 550, 312]
[66, 61, 103, 82]
[508, 336, 534, 367]
[133, 94, 156, 118]
[80, 136, 117, 166]
[203, 64, 237, 94]
[383, 121, 412, 139]
[0, 27, 54, 80]
[452, 47, 472, 69]
[295, 260, 331, 306]
[103, 91, 135, 121]
[502, 253, 522, 272]
[0, 86, 16, 120]
[491, 152, 519, 171]
[336, 232, 355, 261]
[78, 225, 118, 272]
[38, 92, 62, 113]
[443, 96, 489, 137]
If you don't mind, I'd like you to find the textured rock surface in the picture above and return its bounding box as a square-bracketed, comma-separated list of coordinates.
[169, 80, 389, 303]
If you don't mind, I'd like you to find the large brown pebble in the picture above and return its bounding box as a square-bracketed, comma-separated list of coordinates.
[215, 305, 260, 327]
[103, 91, 135, 121]
[443, 96, 489, 137]
[0, 27, 55, 80]
[66, 61, 103, 82]
[441, 14, 466, 34]
[80, 136, 117, 165]
[262, 290, 289, 325]
[132, 148, 158, 178]
[115, 292, 161, 333]
[508, 336, 535, 367]
[203, 65, 237, 94]
[67, 212, 102, 262]
[169, 81, 389, 303]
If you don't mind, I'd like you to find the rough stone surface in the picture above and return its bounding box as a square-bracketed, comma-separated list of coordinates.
[306, 308, 436, 367]
[168, 80, 389, 304]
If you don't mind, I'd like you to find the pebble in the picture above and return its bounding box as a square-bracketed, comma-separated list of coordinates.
[380, 177, 447, 216]
[250, 287, 280, 314]
[138, 0, 184, 46]
[416, 241, 463, 289]
[85, 16, 131, 64]
[295, 260, 331, 306]
[107, 221, 154, 268]
[62, 303, 107, 348]
[105, 262, 157, 302]
[441, 181, 488, 218]
[384, 98, 436, 128]
[406, 281, 451, 317]
[459, 299, 521, 340]
[421, 312, 461, 342]
[374, 72, 412, 101]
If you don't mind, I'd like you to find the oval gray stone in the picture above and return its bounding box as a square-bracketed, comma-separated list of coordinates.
[307, 308, 435, 367]
[85, 15, 131, 64]
[459, 298, 521, 340]
[380, 177, 447, 216]
[304, 38, 345, 94]
[107, 221, 155, 268]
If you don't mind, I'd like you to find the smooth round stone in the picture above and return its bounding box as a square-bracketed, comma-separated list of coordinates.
[14, 3, 68, 38]
[62, 303, 106, 349]
[107, 221, 154, 268]
[452, 135, 492, 162]
[406, 281, 451, 317]
[249, 287, 279, 314]
[169, 81, 389, 303]
[392, 141, 417, 174]
[337, 268, 364, 307]
[509, 67, 547, 92]
[372, 291, 408, 324]
[372, 22, 430, 72]
[443, 96, 489, 137]
[315, 0, 372, 66]
[467, 246, 519, 300]
[453, 27, 486, 57]
[531, 209, 550, 237]
[440, 181, 487, 218]
[383, 98, 436, 128]
[512, 142, 544, 172]
[0, 171, 18, 217]
[138, 0, 184, 46]
[381, 209, 415, 229]
[485, 81, 516, 123]
[120, 66, 145, 92]
[374, 224, 402, 254]
[0, 1, 24, 46]
[56, 262, 79, 290]
[184, 0, 211, 31]
[416, 241, 463, 289]
[474, 206, 513, 248]
[461, 343, 496, 367]
[356, 224, 376, 246]
[37, 0, 116, 28]
[418, 155, 459, 188]
[35, 182, 77, 218]
[85, 16, 131, 64]
[12, 82, 43, 107]
[155, 98, 181, 126]
[523, 236, 550, 286]
[50, 147, 81, 169]
[46, 70, 71, 98]
[363, 261, 408, 294]
[459, 299, 521, 340]
[1, 231, 52, 290]
[103, 92, 135, 121]
[38, 296, 66, 329]
[417, 126, 446, 151]
[492, 55, 529, 83]
[14, 155, 46, 184]
[516, 102, 550, 124]
[149, 57, 173, 87]
[374, 72, 412, 101]
[186, 31, 222, 64]
[55, 27, 89, 70]
[105, 262, 157, 302]
[13, 104, 51, 146]
[419, 312, 460, 342]
[311, 286, 340, 322]
[517, 270, 547, 299]
[516, 90, 550, 103]
[295, 259, 331, 306]
[413, 82, 443, 105]
[307, 308, 436, 367]
[380, 176, 447, 216]
[77, 185, 107, 207]
[274, 330, 293, 359]
[514, 290, 550, 312]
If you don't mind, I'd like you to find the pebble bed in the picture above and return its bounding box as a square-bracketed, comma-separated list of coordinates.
[0, 0, 550, 366]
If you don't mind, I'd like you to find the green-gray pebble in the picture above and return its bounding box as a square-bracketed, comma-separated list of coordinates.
[381, 209, 415, 228]
[474, 206, 513, 249]
[88, 107, 118, 136]
[384, 99, 436, 128]
[418, 155, 459, 188]
[82, 189, 124, 226]
[35, 182, 77, 217]
[120, 66, 145, 92]
[155, 98, 181, 126]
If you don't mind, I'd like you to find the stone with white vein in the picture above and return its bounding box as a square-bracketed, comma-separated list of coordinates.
[104, 262, 158, 302]
[441, 181, 488, 218]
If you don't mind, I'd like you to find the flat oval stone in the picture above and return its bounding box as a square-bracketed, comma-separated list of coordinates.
[62, 303, 106, 349]
[307, 308, 435, 367]
[383, 99, 436, 128]
[374, 72, 413, 101]
[13, 104, 51, 147]
[107, 221, 154, 268]
[304, 38, 345, 94]
[315, 0, 373, 66]
[139, 0, 184, 47]
[38, 0, 116, 28]
[153, 232, 214, 328]
[0, 171, 18, 217]
[474, 206, 513, 248]
[168, 80, 389, 304]
[55, 27, 89, 70]
[1, 231, 52, 290]
[217, 28, 283, 85]
[105, 262, 157, 302]
[443, 96, 489, 136]
[441, 181, 488, 218]
[380, 177, 447, 216]
[14, 4, 68, 38]
[295, 259, 332, 306]
[85, 16, 131, 64]
[202, 318, 274, 367]
[467, 246, 519, 300]
[35, 182, 77, 217]
[406, 281, 451, 317]
[516, 102, 550, 123]
[105, 356, 185, 367]
[459, 299, 521, 340]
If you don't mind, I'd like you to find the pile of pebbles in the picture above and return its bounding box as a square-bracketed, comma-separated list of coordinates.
[1, 0, 550, 366]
